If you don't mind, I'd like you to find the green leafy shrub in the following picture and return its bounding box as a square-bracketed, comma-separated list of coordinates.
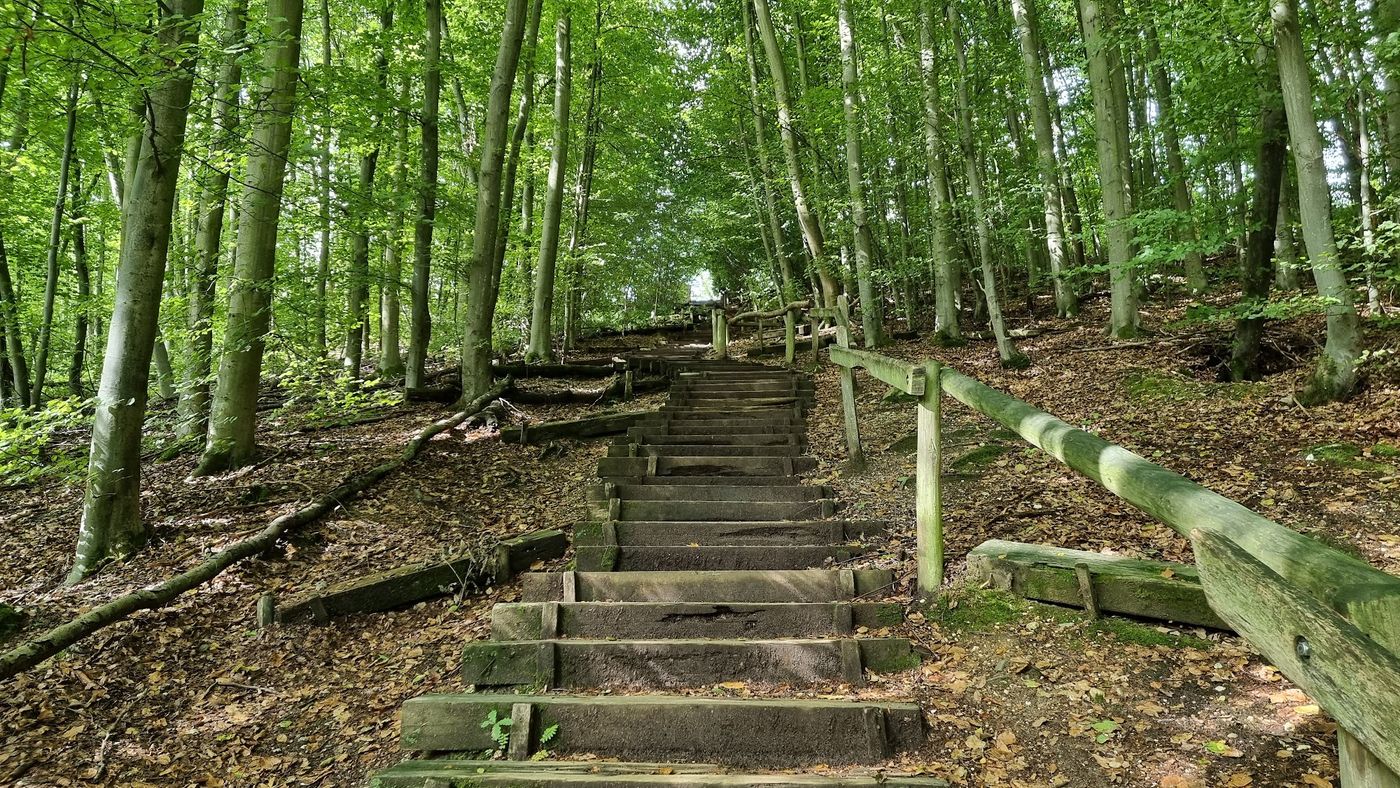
[0, 397, 92, 486]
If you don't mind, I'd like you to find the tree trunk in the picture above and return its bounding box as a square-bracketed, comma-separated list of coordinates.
[949, 0, 1022, 365]
[564, 13, 604, 353]
[72, 0, 205, 583]
[1230, 45, 1288, 382]
[460, 0, 529, 403]
[406, 0, 441, 390]
[1272, 0, 1363, 403]
[32, 77, 80, 407]
[379, 74, 410, 378]
[179, 0, 248, 440]
[526, 6, 571, 363]
[743, 0, 797, 303]
[344, 5, 392, 378]
[1012, 0, 1077, 317]
[916, 0, 961, 342]
[1145, 23, 1206, 295]
[195, 0, 305, 475]
[1274, 174, 1302, 291]
[68, 169, 91, 396]
[1377, 0, 1400, 188]
[0, 235, 30, 406]
[751, 0, 839, 305]
[836, 0, 883, 348]
[1078, 0, 1139, 338]
[313, 0, 333, 357]
[492, 0, 544, 313]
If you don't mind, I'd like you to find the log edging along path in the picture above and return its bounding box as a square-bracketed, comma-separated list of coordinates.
[0, 379, 512, 681]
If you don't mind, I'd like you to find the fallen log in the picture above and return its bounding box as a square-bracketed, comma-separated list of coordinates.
[502, 411, 659, 444]
[504, 376, 667, 405]
[0, 379, 512, 681]
[272, 529, 568, 625]
[492, 361, 621, 379]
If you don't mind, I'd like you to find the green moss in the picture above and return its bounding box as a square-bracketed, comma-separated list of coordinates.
[874, 603, 905, 627]
[1091, 617, 1212, 650]
[1306, 442, 1398, 474]
[932, 588, 1027, 630]
[0, 603, 25, 637]
[1124, 371, 1260, 404]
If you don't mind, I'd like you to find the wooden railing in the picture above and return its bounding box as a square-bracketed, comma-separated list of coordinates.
[827, 319, 1400, 787]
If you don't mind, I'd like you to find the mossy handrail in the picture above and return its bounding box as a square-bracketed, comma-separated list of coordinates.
[830, 343, 1400, 784]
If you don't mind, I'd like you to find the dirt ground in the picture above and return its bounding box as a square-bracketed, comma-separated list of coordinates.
[1, 304, 1395, 787]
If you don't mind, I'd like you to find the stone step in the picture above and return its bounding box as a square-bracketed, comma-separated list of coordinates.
[521, 569, 894, 603]
[626, 431, 803, 446]
[399, 694, 926, 766]
[574, 519, 885, 547]
[662, 404, 801, 414]
[588, 484, 829, 502]
[671, 385, 810, 395]
[374, 760, 948, 787]
[597, 456, 817, 478]
[490, 601, 906, 640]
[461, 637, 920, 689]
[590, 499, 836, 522]
[608, 444, 804, 459]
[575, 544, 861, 571]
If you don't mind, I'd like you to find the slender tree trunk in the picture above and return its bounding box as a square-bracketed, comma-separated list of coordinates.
[460, 0, 529, 402]
[1377, 0, 1400, 188]
[526, 6, 571, 363]
[179, 0, 248, 440]
[564, 13, 603, 353]
[1078, 0, 1139, 338]
[406, 0, 441, 390]
[1011, 0, 1076, 318]
[0, 235, 29, 405]
[379, 74, 410, 377]
[72, 0, 205, 582]
[32, 78, 80, 406]
[949, 0, 1022, 364]
[1274, 175, 1302, 290]
[1145, 23, 1205, 294]
[1230, 45, 1288, 382]
[313, 0, 333, 357]
[1272, 0, 1363, 402]
[195, 0, 305, 475]
[751, 0, 839, 305]
[836, 0, 883, 347]
[916, 0, 960, 342]
[344, 5, 392, 378]
[492, 0, 544, 313]
[68, 170, 91, 396]
[742, 0, 796, 303]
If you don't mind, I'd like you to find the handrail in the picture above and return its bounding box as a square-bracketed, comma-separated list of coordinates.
[829, 344, 1400, 781]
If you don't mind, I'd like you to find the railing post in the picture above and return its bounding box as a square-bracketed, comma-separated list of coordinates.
[711, 309, 728, 360]
[916, 362, 944, 598]
[835, 296, 865, 471]
[784, 311, 796, 365]
[810, 315, 821, 358]
[1341, 604, 1400, 787]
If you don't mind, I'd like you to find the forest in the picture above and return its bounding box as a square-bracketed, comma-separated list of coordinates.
[0, 0, 1398, 783]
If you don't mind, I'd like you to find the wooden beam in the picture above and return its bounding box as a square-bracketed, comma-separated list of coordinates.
[829, 346, 927, 396]
[1192, 529, 1400, 776]
[967, 539, 1226, 628]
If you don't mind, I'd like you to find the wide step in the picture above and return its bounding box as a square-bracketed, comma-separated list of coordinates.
[460, 637, 918, 689]
[521, 570, 895, 603]
[594, 499, 835, 522]
[490, 601, 906, 640]
[576, 544, 863, 571]
[574, 520, 885, 547]
[399, 694, 926, 766]
[374, 761, 947, 787]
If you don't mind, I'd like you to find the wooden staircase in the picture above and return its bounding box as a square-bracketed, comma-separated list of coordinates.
[373, 359, 942, 786]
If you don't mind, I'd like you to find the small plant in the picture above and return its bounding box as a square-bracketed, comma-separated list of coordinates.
[0, 397, 92, 486]
[480, 709, 513, 751]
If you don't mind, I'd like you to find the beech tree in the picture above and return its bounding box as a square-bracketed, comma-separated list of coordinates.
[71, 0, 205, 582]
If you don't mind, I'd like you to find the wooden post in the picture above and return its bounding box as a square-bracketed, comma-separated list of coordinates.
[784, 311, 796, 365]
[811, 317, 821, 358]
[757, 316, 765, 350]
[712, 309, 728, 360]
[916, 362, 944, 597]
[835, 296, 865, 471]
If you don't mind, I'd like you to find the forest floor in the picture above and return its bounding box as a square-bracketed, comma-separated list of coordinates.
[0, 300, 1396, 787]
